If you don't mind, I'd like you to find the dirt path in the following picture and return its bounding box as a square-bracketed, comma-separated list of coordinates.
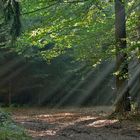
[11, 107, 140, 140]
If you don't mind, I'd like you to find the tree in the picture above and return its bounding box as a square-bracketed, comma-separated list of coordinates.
[114, 0, 131, 113]
[1, 0, 138, 109]
[0, 0, 21, 105]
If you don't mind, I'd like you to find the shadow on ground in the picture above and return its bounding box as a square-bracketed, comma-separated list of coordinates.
[11, 107, 140, 140]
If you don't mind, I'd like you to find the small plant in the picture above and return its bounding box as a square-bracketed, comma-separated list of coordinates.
[0, 109, 31, 140]
[131, 101, 138, 112]
[129, 97, 139, 113]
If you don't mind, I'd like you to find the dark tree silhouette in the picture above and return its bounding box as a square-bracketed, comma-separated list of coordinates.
[114, 0, 131, 113]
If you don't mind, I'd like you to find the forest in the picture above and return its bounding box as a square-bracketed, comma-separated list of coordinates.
[0, 0, 140, 140]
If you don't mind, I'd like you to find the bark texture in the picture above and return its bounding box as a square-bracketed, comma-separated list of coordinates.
[115, 0, 131, 113]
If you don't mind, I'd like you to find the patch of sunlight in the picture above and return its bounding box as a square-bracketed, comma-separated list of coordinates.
[59, 116, 98, 128]
[36, 112, 74, 118]
[28, 130, 56, 137]
[87, 119, 118, 128]
[34, 113, 77, 123]
[77, 116, 97, 122]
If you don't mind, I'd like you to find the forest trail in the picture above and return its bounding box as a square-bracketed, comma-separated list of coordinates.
[11, 107, 140, 140]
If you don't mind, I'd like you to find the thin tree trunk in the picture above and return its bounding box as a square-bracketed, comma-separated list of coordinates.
[137, 6, 140, 109]
[115, 0, 131, 113]
[8, 80, 12, 106]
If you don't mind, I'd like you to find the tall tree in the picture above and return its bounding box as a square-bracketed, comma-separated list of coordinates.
[0, 0, 21, 105]
[0, 0, 21, 43]
[114, 0, 131, 113]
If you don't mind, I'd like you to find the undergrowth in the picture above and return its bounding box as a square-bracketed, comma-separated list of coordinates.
[0, 108, 31, 140]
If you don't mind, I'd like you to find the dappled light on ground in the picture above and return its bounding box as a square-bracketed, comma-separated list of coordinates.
[87, 119, 118, 128]
[11, 107, 140, 140]
[28, 130, 56, 137]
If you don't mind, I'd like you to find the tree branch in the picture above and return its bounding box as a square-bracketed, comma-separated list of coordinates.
[22, 0, 90, 16]
[22, 2, 59, 15]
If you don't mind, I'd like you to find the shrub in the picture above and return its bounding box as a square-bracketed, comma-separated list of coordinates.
[0, 110, 30, 140]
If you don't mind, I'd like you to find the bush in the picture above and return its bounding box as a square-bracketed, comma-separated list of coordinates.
[0, 110, 30, 140]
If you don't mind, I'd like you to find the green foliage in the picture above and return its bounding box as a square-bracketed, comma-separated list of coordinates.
[0, 109, 30, 140]
[0, 0, 140, 111]
[126, 0, 140, 58]
[1, 0, 139, 64]
[15, 0, 115, 63]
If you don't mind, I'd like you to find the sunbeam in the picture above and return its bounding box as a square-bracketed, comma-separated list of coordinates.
[35, 63, 87, 105]
[55, 67, 95, 107]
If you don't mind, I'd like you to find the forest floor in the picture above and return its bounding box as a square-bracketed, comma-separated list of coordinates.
[10, 107, 140, 140]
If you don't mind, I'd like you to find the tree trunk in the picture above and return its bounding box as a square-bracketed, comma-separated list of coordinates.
[114, 0, 131, 113]
[8, 80, 12, 106]
[137, 6, 140, 109]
